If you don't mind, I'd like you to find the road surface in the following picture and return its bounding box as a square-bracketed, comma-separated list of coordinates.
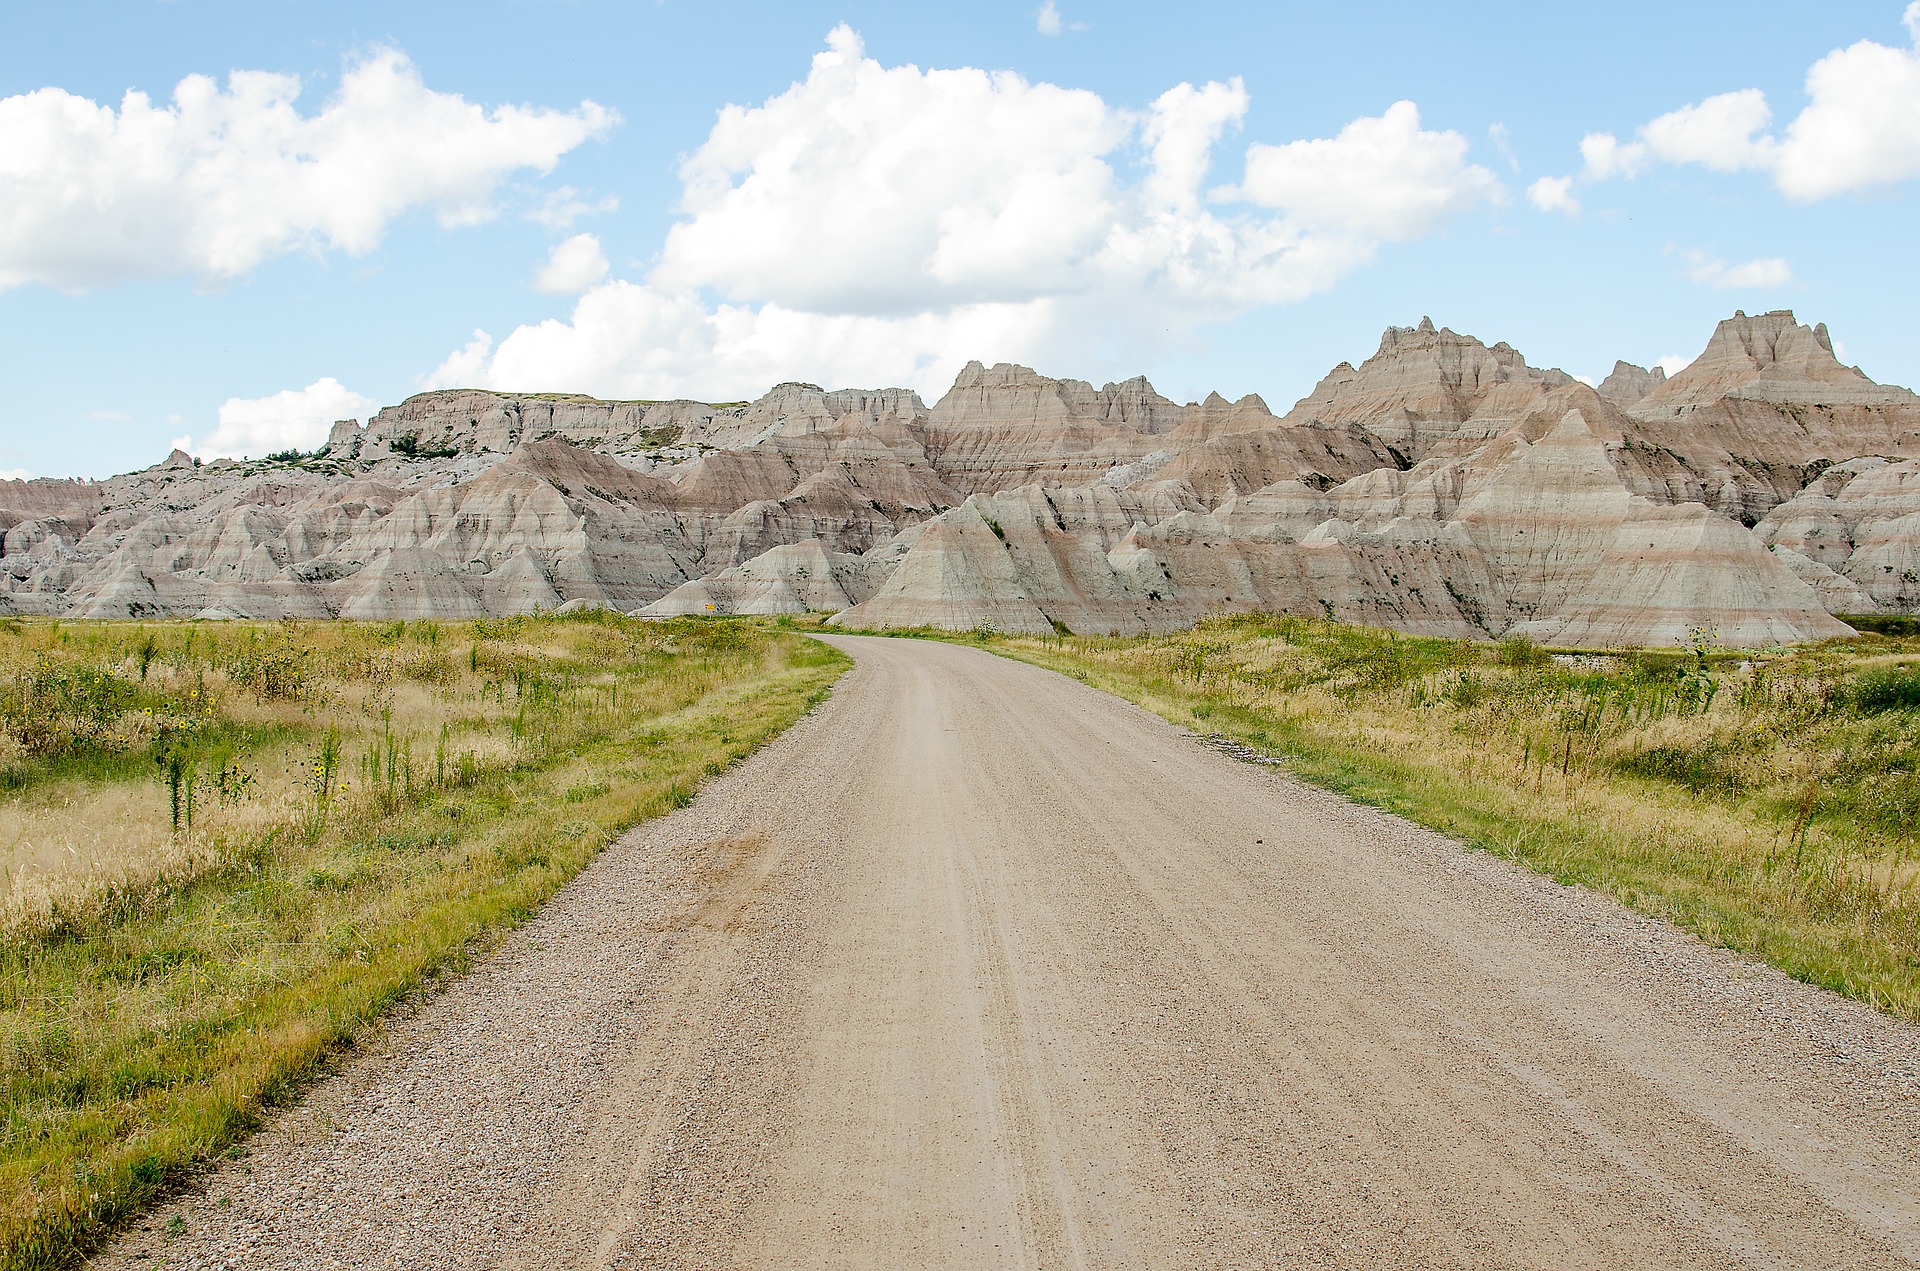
[97, 635, 1920, 1269]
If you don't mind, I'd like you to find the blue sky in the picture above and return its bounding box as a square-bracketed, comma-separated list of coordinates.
[3, 1, 1917, 478]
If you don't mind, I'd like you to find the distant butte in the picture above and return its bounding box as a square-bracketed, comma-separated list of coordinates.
[4, 309, 1916, 647]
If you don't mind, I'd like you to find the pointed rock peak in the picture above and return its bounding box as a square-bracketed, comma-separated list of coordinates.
[1546, 408, 1601, 440]
[946, 361, 1055, 392]
[1370, 316, 1505, 363]
[1697, 309, 1841, 368]
[949, 360, 990, 390]
[1103, 375, 1157, 393]
[1644, 310, 1882, 407]
[1351, 317, 1545, 389]
[1235, 393, 1271, 413]
[991, 363, 1050, 383]
[743, 381, 829, 414]
[160, 448, 195, 470]
[1202, 391, 1232, 409]
[1597, 362, 1674, 408]
[1596, 360, 1667, 407]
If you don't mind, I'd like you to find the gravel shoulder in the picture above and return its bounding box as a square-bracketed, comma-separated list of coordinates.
[93, 635, 1920, 1269]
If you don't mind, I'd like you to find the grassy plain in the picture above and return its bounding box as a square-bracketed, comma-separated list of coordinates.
[899, 616, 1920, 1020]
[0, 613, 847, 1270]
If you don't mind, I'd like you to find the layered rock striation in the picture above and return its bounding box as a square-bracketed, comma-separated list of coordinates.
[5, 310, 1913, 647]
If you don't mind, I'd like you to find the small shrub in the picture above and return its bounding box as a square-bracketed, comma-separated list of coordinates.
[230, 634, 307, 701]
[1852, 666, 1920, 713]
[1841, 614, 1920, 637]
[1613, 743, 1729, 792]
[389, 433, 458, 460]
[564, 780, 610, 804]
[1445, 671, 1487, 709]
[1497, 633, 1549, 669]
[1626, 650, 1688, 682]
[2, 660, 136, 755]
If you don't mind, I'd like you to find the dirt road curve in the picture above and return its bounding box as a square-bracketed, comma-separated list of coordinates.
[97, 635, 1920, 1269]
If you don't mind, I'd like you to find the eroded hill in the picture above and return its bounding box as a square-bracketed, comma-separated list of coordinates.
[4, 309, 1916, 647]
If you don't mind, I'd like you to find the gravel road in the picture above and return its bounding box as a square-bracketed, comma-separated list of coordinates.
[95, 634, 1920, 1269]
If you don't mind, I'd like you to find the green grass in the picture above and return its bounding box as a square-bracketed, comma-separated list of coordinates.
[862, 614, 1920, 1021]
[1841, 614, 1920, 638]
[0, 614, 848, 1269]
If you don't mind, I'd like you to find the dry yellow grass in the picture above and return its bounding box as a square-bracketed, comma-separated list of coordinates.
[0, 618, 701, 924]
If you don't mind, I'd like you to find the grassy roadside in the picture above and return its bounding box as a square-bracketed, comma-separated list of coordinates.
[858, 615, 1920, 1021]
[0, 614, 848, 1270]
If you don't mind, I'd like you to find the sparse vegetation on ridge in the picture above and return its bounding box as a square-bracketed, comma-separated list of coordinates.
[872, 615, 1920, 1020]
[0, 614, 848, 1270]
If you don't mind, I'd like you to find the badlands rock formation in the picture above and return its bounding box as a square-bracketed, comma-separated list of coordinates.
[4, 310, 1915, 647]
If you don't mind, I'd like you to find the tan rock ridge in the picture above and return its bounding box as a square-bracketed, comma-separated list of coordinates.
[1614, 312, 1920, 524]
[1276, 315, 1580, 465]
[3, 309, 1913, 646]
[1636, 310, 1914, 415]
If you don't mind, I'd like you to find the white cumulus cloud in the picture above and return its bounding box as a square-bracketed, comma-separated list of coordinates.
[1774, 18, 1920, 198]
[1571, 12, 1920, 200]
[534, 233, 611, 294]
[1526, 175, 1580, 215]
[434, 27, 1502, 402]
[1144, 80, 1249, 211]
[0, 48, 615, 291]
[428, 284, 1059, 401]
[1644, 89, 1776, 172]
[188, 377, 379, 459]
[435, 28, 1497, 403]
[1684, 252, 1794, 291]
[652, 26, 1130, 314]
[1228, 101, 1502, 242]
